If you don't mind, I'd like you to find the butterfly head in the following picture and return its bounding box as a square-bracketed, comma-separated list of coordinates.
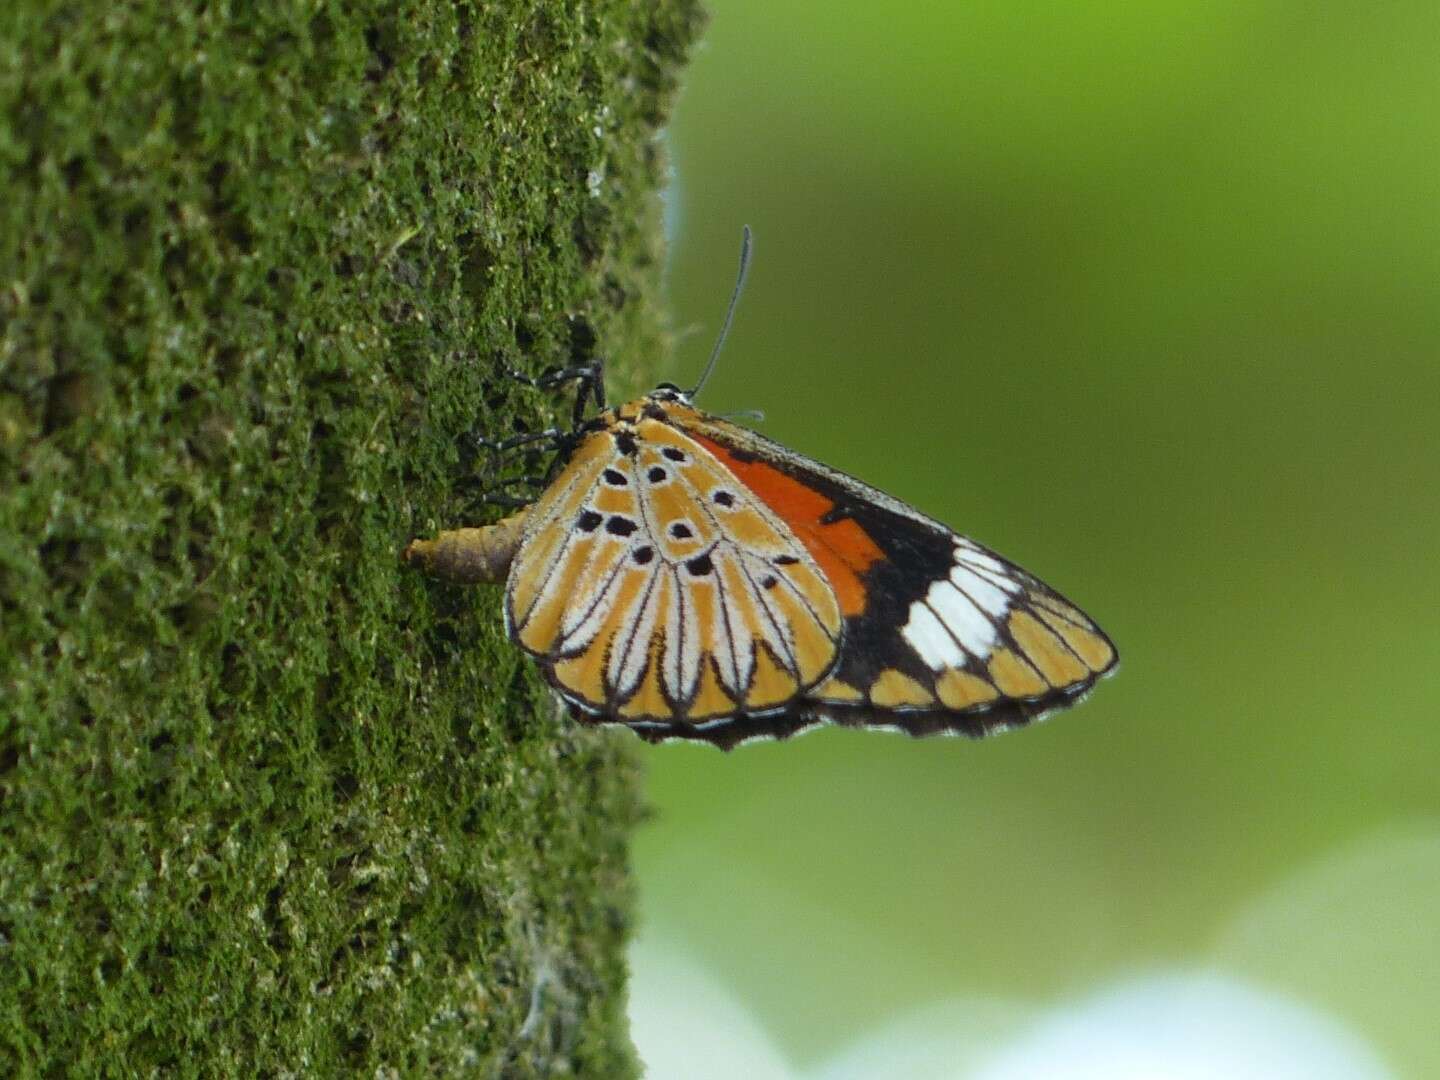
[647, 381, 690, 405]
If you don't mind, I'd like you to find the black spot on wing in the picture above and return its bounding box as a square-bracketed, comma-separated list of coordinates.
[605, 515, 637, 536]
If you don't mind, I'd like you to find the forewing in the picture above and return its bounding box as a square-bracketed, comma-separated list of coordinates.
[505, 420, 843, 723]
[669, 407, 1118, 742]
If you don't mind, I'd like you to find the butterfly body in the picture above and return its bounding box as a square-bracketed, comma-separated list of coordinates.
[407, 387, 1117, 749]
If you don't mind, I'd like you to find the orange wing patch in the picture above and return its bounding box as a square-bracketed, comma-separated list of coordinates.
[689, 432, 883, 617]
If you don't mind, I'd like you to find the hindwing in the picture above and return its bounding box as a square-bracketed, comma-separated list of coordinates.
[505, 417, 844, 724]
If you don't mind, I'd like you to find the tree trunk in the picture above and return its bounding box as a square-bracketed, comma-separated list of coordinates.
[0, 2, 701, 1073]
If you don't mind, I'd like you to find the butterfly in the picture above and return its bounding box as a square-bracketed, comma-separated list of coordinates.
[406, 230, 1117, 749]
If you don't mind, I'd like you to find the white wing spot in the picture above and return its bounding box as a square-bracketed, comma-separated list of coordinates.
[955, 545, 1021, 593]
[926, 578, 997, 658]
[956, 544, 1006, 575]
[902, 599, 966, 670]
[950, 563, 1011, 618]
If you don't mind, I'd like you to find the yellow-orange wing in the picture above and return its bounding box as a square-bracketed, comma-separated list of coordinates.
[504, 415, 843, 729]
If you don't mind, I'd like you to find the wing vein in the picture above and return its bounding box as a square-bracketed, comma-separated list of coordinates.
[557, 552, 629, 653]
[514, 467, 604, 632]
[711, 544, 743, 696]
[609, 566, 659, 700]
[736, 554, 800, 676]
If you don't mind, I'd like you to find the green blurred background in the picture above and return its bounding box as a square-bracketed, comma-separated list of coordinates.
[629, 1, 1440, 1074]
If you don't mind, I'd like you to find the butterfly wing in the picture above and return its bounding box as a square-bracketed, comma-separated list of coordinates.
[504, 419, 844, 729]
[663, 403, 1118, 743]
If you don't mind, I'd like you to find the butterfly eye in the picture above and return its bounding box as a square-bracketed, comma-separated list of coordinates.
[712, 490, 735, 508]
[602, 468, 628, 486]
[662, 447, 686, 463]
[577, 510, 602, 532]
[646, 466, 668, 483]
[605, 515, 638, 537]
[669, 522, 693, 540]
[684, 553, 714, 577]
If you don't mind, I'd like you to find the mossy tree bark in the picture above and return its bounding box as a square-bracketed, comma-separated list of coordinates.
[0, 2, 701, 1073]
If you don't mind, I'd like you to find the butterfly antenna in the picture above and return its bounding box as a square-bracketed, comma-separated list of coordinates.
[688, 225, 753, 401]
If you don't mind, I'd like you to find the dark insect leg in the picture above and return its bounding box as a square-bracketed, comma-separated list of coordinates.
[456, 471, 548, 493]
[478, 474, 547, 497]
[478, 492, 535, 508]
[464, 357, 605, 508]
[492, 474, 548, 490]
[503, 359, 606, 430]
[504, 364, 599, 391]
[472, 427, 567, 454]
[451, 470, 549, 517]
[572, 357, 606, 428]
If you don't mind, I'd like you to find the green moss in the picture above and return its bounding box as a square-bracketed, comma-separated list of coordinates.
[0, 1, 702, 1073]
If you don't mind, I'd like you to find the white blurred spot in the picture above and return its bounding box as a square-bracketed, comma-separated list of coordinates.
[1217, 821, 1440, 1078]
[631, 945, 1394, 1080]
[965, 973, 1394, 1080]
[813, 998, 1035, 1080]
[630, 936, 792, 1080]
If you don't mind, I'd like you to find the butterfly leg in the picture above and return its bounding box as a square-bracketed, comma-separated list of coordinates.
[570, 358, 606, 427]
[485, 474, 548, 491]
[449, 474, 546, 509]
[455, 429, 565, 514]
[475, 475, 547, 508]
[504, 363, 601, 389]
[473, 427, 567, 454]
[503, 359, 606, 429]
